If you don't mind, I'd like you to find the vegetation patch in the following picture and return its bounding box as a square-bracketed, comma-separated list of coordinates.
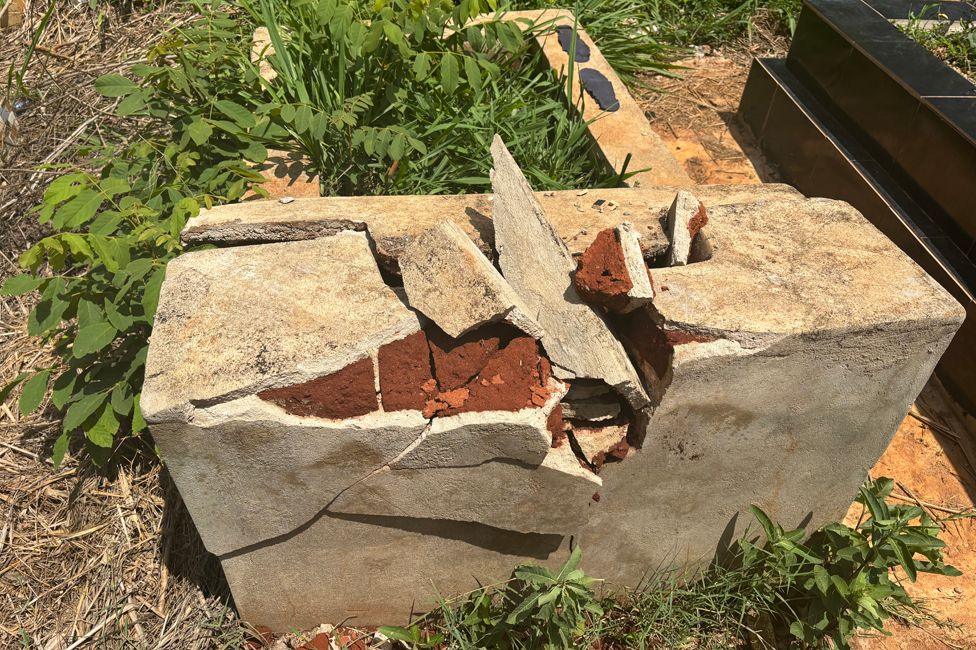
[900, 9, 976, 84]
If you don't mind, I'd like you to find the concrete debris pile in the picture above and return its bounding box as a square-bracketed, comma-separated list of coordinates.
[142, 136, 964, 630]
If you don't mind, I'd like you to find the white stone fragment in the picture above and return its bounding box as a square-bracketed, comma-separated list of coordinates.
[489, 135, 650, 410]
[617, 221, 655, 311]
[399, 220, 544, 339]
[666, 190, 702, 266]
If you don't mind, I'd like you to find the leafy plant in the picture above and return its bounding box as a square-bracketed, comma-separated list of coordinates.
[739, 477, 962, 648]
[381, 546, 604, 649]
[3, 0, 634, 464]
[900, 7, 975, 84]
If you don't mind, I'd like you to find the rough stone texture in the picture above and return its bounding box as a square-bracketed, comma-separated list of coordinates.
[490, 136, 650, 410]
[141, 232, 420, 421]
[399, 221, 543, 338]
[502, 9, 692, 188]
[258, 357, 378, 420]
[571, 423, 630, 467]
[181, 184, 803, 264]
[146, 195, 964, 630]
[574, 223, 654, 313]
[667, 190, 707, 266]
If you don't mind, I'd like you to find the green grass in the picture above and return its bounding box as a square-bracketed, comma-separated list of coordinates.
[900, 8, 976, 83]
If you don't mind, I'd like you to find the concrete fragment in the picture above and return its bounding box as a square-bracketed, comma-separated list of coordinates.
[666, 191, 708, 266]
[490, 135, 650, 410]
[564, 379, 613, 400]
[142, 232, 420, 421]
[399, 221, 543, 338]
[570, 423, 631, 468]
[561, 394, 622, 423]
[574, 223, 654, 313]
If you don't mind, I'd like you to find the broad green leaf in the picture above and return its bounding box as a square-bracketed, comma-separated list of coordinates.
[18, 370, 51, 415]
[104, 299, 134, 331]
[51, 371, 77, 410]
[61, 233, 93, 259]
[215, 100, 256, 129]
[142, 266, 166, 320]
[58, 190, 103, 229]
[51, 431, 70, 467]
[440, 53, 459, 94]
[94, 73, 139, 97]
[73, 321, 118, 358]
[0, 274, 43, 296]
[63, 390, 108, 431]
[132, 393, 147, 433]
[115, 92, 146, 116]
[187, 118, 213, 146]
[413, 52, 431, 80]
[43, 173, 88, 204]
[463, 55, 482, 92]
[76, 298, 104, 330]
[86, 404, 119, 448]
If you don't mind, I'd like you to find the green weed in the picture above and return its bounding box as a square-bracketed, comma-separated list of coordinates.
[900, 8, 975, 83]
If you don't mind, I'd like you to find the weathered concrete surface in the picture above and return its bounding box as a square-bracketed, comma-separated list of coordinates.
[142, 232, 420, 421]
[579, 197, 964, 583]
[399, 221, 543, 338]
[562, 394, 622, 422]
[181, 184, 804, 265]
[490, 136, 649, 410]
[501, 9, 692, 188]
[147, 193, 964, 631]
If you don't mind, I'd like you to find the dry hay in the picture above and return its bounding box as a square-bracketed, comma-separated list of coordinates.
[0, 0, 192, 264]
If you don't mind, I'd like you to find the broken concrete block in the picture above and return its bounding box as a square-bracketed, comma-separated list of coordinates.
[666, 190, 708, 266]
[142, 232, 421, 421]
[490, 135, 650, 410]
[573, 222, 654, 313]
[399, 221, 543, 339]
[570, 423, 631, 468]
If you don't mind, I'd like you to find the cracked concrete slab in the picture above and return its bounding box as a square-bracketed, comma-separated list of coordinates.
[180, 184, 803, 266]
[399, 221, 543, 338]
[490, 135, 650, 410]
[154, 396, 428, 556]
[666, 190, 706, 266]
[329, 437, 599, 535]
[141, 232, 420, 422]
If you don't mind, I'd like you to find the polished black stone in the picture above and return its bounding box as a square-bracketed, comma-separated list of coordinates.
[578, 68, 619, 111]
[928, 97, 976, 147]
[807, 0, 905, 42]
[555, 26, 590, 63]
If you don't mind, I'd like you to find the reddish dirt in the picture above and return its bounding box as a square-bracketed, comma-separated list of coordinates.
[573, 227, 634, 312]
[297, 632, 331, 650]
[378, 331, 435, 412]
[258, 357, 377, 419]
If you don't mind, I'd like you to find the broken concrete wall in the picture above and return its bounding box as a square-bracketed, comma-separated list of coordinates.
[146, 170, 963, 631]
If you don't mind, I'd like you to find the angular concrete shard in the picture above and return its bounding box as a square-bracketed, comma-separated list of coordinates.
[666, 190, 708, 266]
[142, 232, 421, 421]
[570, 423, 631, 468]
[490, 135, 650, 410]
[562, 394, 622, 423]
[399, 221, 544, 339]
[329, 437, 600, 535]
[574, 222, 655, 313]
[154, 396, 428, 556]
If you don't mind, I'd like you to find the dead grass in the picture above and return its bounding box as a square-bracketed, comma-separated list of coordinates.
[0, 0, 192, 268]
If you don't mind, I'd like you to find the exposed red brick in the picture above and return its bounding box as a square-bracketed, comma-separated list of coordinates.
[548, 404, 566, 447]
[422, 387, 471, 418]
[258, 357, 376, 419]
[664, 328, 718, 346]
[378, 331, 435, 411]
[298, 633, 331, 650]
[426, 325, 512, 391]
[688, 201, 709, 238]
[572, 227, 633, 311]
